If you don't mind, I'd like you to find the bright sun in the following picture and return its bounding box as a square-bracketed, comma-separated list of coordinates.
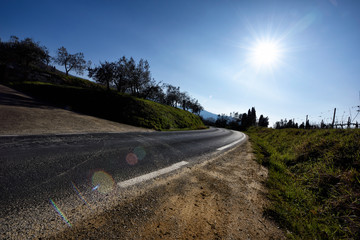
[250, 41, 281, 67]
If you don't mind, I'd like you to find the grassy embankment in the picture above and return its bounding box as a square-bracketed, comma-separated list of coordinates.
[247, 128, 359, 239]
[3, 68, 205, 131]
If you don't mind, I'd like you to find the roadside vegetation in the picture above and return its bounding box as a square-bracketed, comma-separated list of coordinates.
[0, 36, 205, 130]
[247, 127, 360, 239]
[203, 107, 270, 131]
[9, 81, 205, 131]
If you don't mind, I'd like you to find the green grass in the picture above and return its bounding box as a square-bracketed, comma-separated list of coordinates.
[1, 64, 206, 131]
[6, 80, 205, 131]
[247, 127, 360, 239]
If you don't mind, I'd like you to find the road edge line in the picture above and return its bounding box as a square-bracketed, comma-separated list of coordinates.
[117, 161, 189, 188]
[216, 133, 246, 151]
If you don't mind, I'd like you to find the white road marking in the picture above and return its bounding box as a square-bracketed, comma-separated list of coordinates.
[117, 161, 189, 188]
[216, 133, 246, 151]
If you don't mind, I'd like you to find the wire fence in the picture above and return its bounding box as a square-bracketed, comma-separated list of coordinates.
[290, 105, 360, 129]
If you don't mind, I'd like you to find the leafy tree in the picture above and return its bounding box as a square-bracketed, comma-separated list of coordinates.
[164, 84, 181, 107]
[54, 46, 90, 76]
[10, 35, 19, 43]
[19, 38, 50, 67]
[258, 114, 269, 127]
[203, 117, 216, 126]
[88, 54, 204, 116]
[0, 36, 50, 67]
[142, 80, 165, 102]
[215, 114, 228, 128]
[125, 57, 136, 94]
[112, 56, 159, 99]
[179, 91, 192, 110]
[274, 118, 300, 129]
[228, 118, 241, 130]
[240, 113, 250, 130]
[209, 107, 268, 130]
[134, 58, 151, 97]
[88, 61, 115, 91]
[113, 56, 129, 92]
[250, 107, 257, 126]
[189, 98, 203, 115]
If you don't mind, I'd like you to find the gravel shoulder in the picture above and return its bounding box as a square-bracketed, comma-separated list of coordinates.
[0, 84, 153, 136]
[52, 141, 285, 239]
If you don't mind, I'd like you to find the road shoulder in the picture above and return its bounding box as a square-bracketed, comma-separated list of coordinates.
[53, 141, 285, 239]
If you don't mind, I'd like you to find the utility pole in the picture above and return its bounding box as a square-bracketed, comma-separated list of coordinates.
[331, 108, 336, 128]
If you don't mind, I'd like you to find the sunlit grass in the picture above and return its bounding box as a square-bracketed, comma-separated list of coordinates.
[8, 81, 205, 131]
[247, 127, 360, 239]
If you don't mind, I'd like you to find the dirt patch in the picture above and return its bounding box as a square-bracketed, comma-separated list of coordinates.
[52, 141, 285, 239]
[0, 84, 153, 135]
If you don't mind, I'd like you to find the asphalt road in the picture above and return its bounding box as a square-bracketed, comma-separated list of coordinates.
[0, 128, 245, 220]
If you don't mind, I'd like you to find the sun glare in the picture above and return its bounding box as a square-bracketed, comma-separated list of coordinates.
[249, 40, 282, 68]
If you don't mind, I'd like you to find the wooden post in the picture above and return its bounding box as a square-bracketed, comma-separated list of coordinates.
[331, 108, 336, 128]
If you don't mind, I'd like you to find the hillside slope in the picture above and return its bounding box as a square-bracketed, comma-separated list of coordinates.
[0, 84, 153, 135]
[1, 67, 205, 131]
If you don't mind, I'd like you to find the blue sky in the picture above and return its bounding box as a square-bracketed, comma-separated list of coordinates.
[1, 0, 360, 126]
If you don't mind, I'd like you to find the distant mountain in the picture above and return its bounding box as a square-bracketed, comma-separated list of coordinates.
[200, 110, 219, 120]
[200, 110, 238, 125]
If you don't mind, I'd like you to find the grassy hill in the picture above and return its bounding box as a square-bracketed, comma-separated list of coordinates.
[247, 127, 360, 239]
[1, 67, 205, 131]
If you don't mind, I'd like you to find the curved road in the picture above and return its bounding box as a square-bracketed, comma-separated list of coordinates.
[0, 128, 245, 237]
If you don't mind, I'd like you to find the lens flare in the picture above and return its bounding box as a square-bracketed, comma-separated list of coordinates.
[126, 146, 146, 165]
[92, 184, 99, 191]
[49, 198, 72, 227]
[126, 153, 138, 165]
[71, 181, 91, 208]
[134, 146, 146, 160]
[91, 171, 115, 194]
